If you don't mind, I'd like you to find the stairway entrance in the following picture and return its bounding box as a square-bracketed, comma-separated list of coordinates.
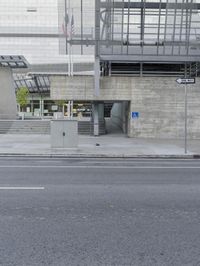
[104, 101, 130, 135]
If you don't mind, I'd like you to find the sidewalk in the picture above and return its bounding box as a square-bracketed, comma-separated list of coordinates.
[0, 133, 200, 158]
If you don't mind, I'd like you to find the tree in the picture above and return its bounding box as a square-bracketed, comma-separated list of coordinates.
[54, 100, 65, 112]
[16, 87, 29, 112]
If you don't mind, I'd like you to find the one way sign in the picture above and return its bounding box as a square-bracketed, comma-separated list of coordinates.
[176, 78, 195, 84]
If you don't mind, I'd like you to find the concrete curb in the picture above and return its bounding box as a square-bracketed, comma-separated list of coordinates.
[0, 153, 198, 159]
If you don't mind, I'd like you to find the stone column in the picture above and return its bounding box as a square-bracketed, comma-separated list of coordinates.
[98, 103, 104, 120]
[0, 67, 17, 119]
[39, 98, 44, 118]
[93, 102, 99, 136]
[92, 102, 105, 136]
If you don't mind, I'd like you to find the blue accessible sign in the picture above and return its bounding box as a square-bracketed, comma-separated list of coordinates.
[132, 112, 139, 119]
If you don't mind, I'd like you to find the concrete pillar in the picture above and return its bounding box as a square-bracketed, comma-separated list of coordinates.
[94, 58, 100, 96]
[0, 67, 17, 119]
[39, 98, 44, 117]
[92, 102, 105, 136]
[67, 101, 73, 118]
[122, 102, 129, 134]
[93, 102, 99, 136]
[70, 101, 73, 118]
[98, 103, 104, 120]
[62, 104, 65, 116]
[67, 101, 71, 118]
[42, 99, 44, 117]
[31, 97, 34, 115]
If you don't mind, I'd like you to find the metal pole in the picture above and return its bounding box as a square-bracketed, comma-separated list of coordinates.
[81, 0, 83, 55]
[184, 83, 188, 154]
[70, 5, 72, 77]
[68, 0, 71, 76]
[184, 62, 188, 154]
[94, 0, 100, 96]
[64, 0, 68, 54]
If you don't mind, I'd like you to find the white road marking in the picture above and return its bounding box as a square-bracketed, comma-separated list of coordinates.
[0, 158, 199, 162]
[0, 165, 199, 169]
[73, 160, 200, 164]
[0, 187, 45, 190]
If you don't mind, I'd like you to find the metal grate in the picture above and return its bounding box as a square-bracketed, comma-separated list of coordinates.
[61, 0, 200, 62]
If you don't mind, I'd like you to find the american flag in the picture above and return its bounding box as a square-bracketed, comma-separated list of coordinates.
[71, 14, 75, 37]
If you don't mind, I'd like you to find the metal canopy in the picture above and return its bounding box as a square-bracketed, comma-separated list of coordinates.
[14, 74, 50, 94]
[0, 55, 29, 68]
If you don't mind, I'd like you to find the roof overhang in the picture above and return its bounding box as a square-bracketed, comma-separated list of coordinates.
[0, 55, 29, 68]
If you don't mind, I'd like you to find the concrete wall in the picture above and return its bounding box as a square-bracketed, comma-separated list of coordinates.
[50, 75, 200, 139]
[50, 76, 131, 101]
[130, 77, 200, 139]
[0, 67, 17, 119]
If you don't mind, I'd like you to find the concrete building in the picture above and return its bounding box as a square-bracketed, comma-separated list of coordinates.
[50, 0, 200, 138]
[0, 0, 93, 66]
[1, 0, 200, 139]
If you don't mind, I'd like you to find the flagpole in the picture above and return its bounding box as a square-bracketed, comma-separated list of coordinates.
[68, 0, 71, 76]
[64, 0, 68, 54]
[81, 0, 83, 55]
[71, 44, 73, 76]
[71, 9, 74, 76]
[70, 6, 73, 117]
[68, 43, 71, 76]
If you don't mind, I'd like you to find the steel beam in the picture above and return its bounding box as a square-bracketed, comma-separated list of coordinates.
[100, 54, 200, 62]
[100, 2, 199, 10]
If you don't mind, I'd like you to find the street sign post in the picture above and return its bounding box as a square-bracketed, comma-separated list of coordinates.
[176, 78, 195, 84]
[176, 77, 195, 154]
[184, 84, 188, 154]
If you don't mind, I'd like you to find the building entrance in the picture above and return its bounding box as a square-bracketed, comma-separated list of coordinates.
[104, 101, 130, 135]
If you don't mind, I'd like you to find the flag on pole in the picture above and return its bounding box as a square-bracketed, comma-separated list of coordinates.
[71, 14, 75, 37]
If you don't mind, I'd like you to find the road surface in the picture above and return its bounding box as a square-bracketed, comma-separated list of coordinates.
[0, 157, 200, 266]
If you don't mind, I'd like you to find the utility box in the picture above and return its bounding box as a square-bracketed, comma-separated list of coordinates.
[51, 120, 78, 148]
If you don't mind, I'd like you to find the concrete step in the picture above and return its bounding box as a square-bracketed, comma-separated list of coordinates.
[78, 121, 93, 135]
[78, 120, 106, 135]
[0, 121, 50, 134]
[0, 120, 106, 135]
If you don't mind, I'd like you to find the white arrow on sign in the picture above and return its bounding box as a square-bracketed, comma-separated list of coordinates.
[176, 78, 195, 84]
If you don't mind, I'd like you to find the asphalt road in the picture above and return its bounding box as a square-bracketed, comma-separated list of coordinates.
[0, 157, 200, 266]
